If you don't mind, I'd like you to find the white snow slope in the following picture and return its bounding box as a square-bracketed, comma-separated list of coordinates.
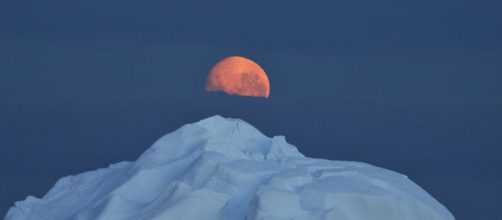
[5, 115, 454, 220]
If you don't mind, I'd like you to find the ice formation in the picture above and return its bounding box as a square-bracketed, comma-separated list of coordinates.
[5, 115, 454, 220]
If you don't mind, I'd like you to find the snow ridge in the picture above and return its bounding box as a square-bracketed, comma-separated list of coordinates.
[5, 115, 454, 220]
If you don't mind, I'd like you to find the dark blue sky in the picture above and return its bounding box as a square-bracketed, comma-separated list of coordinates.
[1, 0, 501, 219]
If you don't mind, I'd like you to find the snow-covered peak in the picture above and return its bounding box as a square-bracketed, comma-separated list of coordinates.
[136, 115, 304, 166]
[196, 115, 265, 138]
[5, 116, 454, 220]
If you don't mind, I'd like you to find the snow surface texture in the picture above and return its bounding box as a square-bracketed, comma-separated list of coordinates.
[6, 115, 454, 220]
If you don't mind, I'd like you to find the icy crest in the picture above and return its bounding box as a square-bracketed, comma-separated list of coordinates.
[138, 115, 304, 166]
[5, 115, 454, 220]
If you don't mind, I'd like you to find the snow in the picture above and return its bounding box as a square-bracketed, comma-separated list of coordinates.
[5, 115, 454, 220]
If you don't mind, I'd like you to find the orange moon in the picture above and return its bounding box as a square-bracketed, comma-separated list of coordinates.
[205, 56, 270, 98]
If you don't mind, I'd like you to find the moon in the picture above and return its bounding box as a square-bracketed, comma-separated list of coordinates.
[205, 56, 270, 98]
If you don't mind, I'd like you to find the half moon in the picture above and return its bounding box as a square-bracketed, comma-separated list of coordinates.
[205, 56, 270, 98]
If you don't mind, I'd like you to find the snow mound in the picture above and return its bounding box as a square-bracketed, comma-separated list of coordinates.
[5, 115, 454, 220]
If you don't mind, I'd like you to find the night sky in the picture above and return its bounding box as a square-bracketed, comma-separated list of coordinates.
[1, 0, 501, 219]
